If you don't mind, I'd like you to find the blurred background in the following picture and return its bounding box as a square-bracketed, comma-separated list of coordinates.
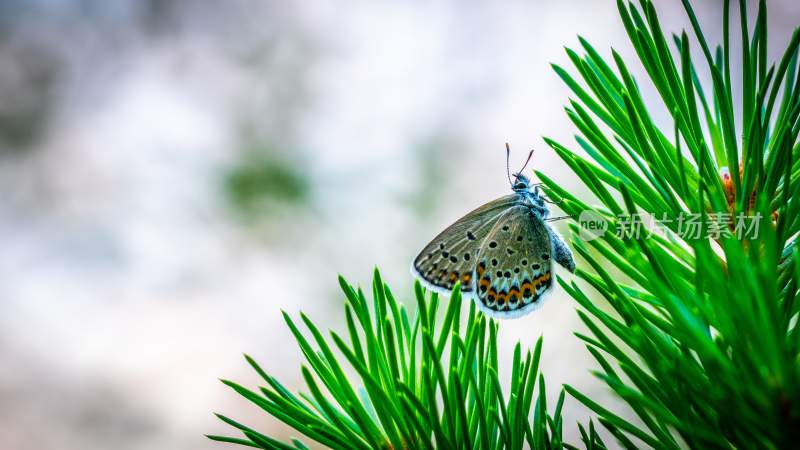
[1, 1, 798, 449]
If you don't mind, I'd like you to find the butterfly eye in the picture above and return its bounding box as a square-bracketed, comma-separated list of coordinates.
[513, 182, 527, 190]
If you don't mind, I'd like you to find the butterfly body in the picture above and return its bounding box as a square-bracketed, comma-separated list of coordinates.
[412, 173, 575, 319]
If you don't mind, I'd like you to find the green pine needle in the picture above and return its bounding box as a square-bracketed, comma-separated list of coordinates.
[211, 270, 565, 449]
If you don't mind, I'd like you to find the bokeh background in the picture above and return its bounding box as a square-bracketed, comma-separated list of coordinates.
[1, 1, 798, 449]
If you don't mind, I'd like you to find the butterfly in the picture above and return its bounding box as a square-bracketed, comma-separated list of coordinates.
[412, 145, 575, 319]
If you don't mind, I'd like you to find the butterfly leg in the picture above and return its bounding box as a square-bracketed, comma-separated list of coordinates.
[548, 228, 576, 273]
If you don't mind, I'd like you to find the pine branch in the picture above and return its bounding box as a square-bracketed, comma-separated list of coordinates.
[210, 269, 567, 449]
[542, 0, 800, 448]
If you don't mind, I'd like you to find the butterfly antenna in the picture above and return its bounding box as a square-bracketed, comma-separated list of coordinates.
[517, 148, 535, 175]
[505, 142, 513, 186]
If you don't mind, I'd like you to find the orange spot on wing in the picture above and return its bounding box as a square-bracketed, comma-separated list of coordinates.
[508, 292, 519, 304]
[487, 287, 498, 304]
[534, 272, 551, 289]
[496, 293, 506, 306]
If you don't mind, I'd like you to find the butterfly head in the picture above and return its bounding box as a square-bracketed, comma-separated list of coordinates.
[511, 172, 531, 192]
[510, 172, 549, 219]
[505, 144, 549, 218]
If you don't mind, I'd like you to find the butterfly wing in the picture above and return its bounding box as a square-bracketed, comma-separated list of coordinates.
[474, 205, 555, 318]
[413, 194, 519, 294]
